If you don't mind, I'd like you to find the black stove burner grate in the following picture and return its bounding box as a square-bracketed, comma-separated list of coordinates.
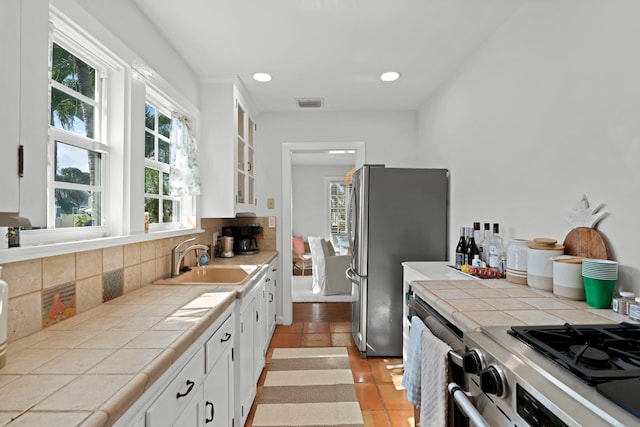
[508, 322, 640, 385]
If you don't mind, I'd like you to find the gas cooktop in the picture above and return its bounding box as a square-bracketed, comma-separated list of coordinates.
[509, 322, 640, 417]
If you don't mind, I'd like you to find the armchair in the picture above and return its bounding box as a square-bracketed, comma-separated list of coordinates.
[308, 236, 351, 296]
[292, 247, 313, 276]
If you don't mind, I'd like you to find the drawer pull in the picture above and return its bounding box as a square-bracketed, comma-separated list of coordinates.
[205, 401, 215, 423]
[269, 293, 274, 302]
[221, 332, 232, 343]
[176, 380, 195, 399]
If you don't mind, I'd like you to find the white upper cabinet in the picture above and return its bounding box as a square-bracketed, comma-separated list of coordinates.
[199, 82, 257, 218]
[0, 0, 21, 213]
[0, 0, 48, 224]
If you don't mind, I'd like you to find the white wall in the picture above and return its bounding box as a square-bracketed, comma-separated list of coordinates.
[69, 0, 200, 107]
[418, 0, 640, 293]
[291, 165, 352, 239]
[256, 110, 419, 214]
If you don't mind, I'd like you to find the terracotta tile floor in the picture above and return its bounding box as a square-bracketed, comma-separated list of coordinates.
[246, 302, 415, 427]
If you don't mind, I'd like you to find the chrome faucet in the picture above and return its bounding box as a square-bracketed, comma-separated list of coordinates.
[171, 237, 209, 277]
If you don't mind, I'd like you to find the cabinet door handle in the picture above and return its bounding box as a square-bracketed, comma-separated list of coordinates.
[176, 380, 195, 399]
[205, 401, 215, 423]
[269, 293, 274, 302]
[221, 332, 232, 343]
[256, 311, 259, 323]
[247, 161, 252, 172]
[18, 145, 24, 177]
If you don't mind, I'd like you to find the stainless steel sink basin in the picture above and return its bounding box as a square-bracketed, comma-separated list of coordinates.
[154, 265, 258, 286]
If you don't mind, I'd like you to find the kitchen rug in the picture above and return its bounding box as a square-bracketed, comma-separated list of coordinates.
[252, 347, 364, 427]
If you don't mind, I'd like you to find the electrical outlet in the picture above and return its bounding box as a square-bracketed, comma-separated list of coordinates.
[268, 216, 276, 228]
[267, 197, 275, 209]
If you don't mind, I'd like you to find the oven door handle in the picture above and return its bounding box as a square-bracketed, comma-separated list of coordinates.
[447, 350, 463, 368]
[448, 382, 490, 427]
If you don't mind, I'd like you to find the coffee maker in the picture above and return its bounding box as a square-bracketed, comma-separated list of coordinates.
[222, 224, 261, 255]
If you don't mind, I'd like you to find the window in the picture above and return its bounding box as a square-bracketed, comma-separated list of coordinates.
[328, 180, 350, 253]
[144, 101, 180, 225]
[49, 42, 107, 228]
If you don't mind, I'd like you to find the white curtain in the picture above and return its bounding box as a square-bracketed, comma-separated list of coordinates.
[169, 114, 201, 196]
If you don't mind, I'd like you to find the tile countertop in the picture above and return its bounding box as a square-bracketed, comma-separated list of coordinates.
[0, 251, 277, 427]
[404, 261, 630, 333]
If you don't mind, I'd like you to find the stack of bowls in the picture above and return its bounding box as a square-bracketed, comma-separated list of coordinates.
[582, 259, 618, 308]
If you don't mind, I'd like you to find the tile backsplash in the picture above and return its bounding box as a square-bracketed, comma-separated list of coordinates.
[1, 216, 277, 343]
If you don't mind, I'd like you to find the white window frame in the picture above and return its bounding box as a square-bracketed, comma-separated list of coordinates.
[22, 10, 127, 244]
[48, 41, 108, 231]
[144, 87, 196, 233]
[16, 7, 198, 252]
[324, 176, 350, 254]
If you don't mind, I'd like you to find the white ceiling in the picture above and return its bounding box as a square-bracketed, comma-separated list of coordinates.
[132, 0, 523, 113]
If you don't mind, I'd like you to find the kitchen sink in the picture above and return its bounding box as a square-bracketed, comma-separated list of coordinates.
[154, 265, 258, 286]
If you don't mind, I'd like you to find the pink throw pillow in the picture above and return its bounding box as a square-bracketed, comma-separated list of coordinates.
[292, 236, 305, 254]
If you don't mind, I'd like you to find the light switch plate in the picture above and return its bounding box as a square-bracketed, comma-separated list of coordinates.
[268, 216, 276, 228]
[267, 197, 275, 209]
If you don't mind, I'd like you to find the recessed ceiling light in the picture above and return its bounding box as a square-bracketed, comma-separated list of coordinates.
[253, 72, 272, 82]
[380, 71, 400, 82]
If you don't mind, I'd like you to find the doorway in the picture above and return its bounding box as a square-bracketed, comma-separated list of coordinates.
[280, 142, 365, 325]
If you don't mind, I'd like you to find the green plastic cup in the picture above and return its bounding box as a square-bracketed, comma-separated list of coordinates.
[583, 276, 616, 309]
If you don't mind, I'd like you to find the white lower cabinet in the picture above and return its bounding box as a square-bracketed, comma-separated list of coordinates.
[141, 311, 235, 427]
[203, 311, 235, 426]
[238, 289, 258, 425]
[146, 348, 205, 426]
[116, 259, 279, 427]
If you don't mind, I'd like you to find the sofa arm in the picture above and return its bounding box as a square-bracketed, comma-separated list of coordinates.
[324, 255, 351, 295]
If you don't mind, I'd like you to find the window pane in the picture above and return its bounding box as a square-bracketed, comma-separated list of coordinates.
[52, 44, 95, 100]
[145, 167, 159, 194]
[163, 199, 174, 223]
[55, 142, 101, 185]
[145, 131, 155, 159]
[55, 189, 101, 227]
[144, 198, 159, 223]
[159, 140, 170, 164]
[162, 172, 170, 196]
[51, 87, 96, 138]
[158, 112, 171, 138]
[145, 103, 156, 130]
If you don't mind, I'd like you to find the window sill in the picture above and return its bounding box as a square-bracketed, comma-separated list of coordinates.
[0, 228, 204, 264]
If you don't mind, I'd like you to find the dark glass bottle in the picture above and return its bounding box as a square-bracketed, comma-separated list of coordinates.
[455, 227, 467, 268]
[466, 232, 480, 266]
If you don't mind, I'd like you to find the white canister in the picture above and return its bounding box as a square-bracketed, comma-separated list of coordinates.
[527, 238, 565, 291]
[552, 256, 585, 300]
[0, 266, 7, 369]
[506, 239, 530, 285]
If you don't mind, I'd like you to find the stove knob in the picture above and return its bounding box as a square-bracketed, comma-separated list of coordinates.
[479, 365, 506, 397]
[462, 349, 485, 374]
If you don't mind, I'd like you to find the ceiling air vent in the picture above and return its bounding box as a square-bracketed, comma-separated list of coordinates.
[296, 98, 324, 109]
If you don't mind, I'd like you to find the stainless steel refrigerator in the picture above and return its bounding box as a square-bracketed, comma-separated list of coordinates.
[346, 165, 448, 357]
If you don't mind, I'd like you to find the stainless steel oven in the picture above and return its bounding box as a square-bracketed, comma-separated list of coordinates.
[455, 325, 640, 427]
[408, 294, 468, 427]
[409, 292, 640, 427]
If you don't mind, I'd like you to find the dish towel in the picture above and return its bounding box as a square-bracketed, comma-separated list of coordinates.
[402, 316, 427, 405]
[420, 325, 452, 427]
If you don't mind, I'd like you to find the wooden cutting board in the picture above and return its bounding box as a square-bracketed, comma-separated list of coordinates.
[563, 227, 609, 259]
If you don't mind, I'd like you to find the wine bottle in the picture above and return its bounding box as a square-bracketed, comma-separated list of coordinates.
[466, 231, 480, 266]
[455, 227, 467, 268]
